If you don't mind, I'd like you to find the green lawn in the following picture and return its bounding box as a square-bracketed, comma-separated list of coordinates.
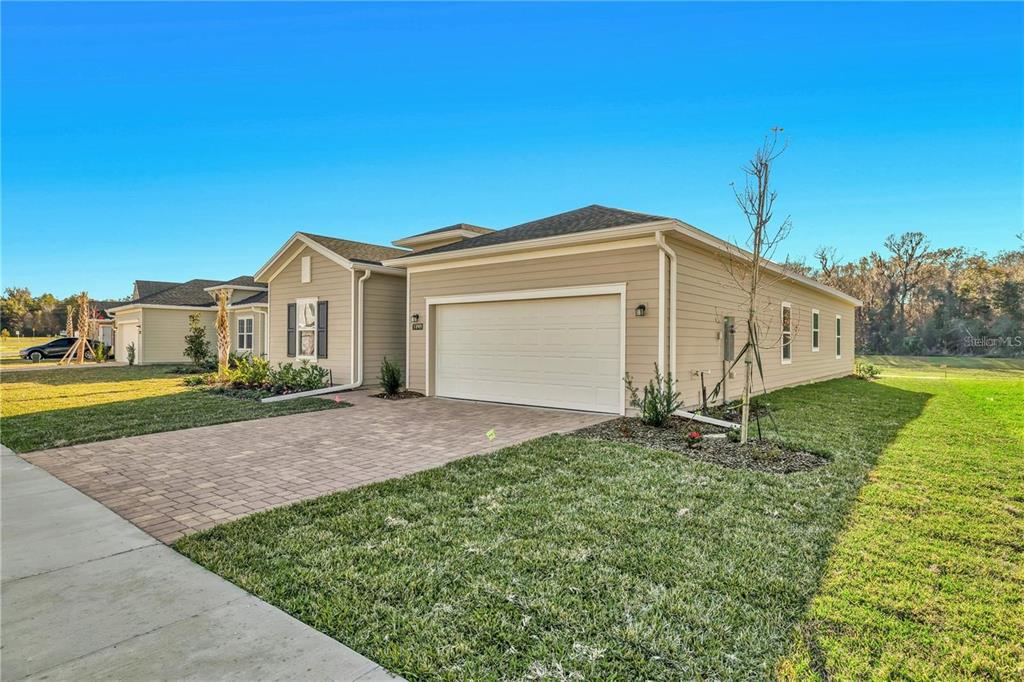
[176, 358, 1021, 680]
[0, 336, 57, 366]
[780, 356, 1023, 679]
[0, 365, 346, 452]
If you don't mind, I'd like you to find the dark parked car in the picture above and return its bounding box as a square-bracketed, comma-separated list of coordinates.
[19, 337, 112, 362]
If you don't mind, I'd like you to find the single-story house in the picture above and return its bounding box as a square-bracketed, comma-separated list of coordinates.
[107, 277, 268, 364]
[380, 205, 860, 414]
[253, 233, 408, 388]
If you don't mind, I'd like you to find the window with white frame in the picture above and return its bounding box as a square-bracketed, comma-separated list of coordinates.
[836, 314, 842, 359]
[236, 316, 253, 351]
[811, 309, 820, 352]
[296, 298, 317, 358]
[781, 302, 792, 364]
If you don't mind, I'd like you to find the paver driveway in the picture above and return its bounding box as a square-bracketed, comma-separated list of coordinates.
[25, 392, 608, 543]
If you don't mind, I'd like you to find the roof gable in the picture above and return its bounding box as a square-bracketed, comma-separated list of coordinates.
[300, 233, 408, 264]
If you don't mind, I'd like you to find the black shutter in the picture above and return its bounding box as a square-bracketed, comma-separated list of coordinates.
[317, 301, 328, 358]
[286, 303, 296, 357]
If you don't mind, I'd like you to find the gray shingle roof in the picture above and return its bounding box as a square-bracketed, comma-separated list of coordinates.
[300, 233, 408, 265]
[125, 276, 266, 308]
[402, 223, 493, 239]
[399, 205, 670, 258]
[220, 275, 260, 287]
[134, 280, 181, 299]
[235, 290, 268, 305]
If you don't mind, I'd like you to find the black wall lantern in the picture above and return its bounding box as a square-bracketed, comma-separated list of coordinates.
[634, 304, 647, 317]
[410, 313, 420, 323]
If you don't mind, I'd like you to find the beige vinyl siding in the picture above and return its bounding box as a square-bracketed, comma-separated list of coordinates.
[361, 273, 406, 385]
[407, 245, 661, 394]
[671, 235, 856, 406]
[267, 244, 352, 383]
[139, 308, 215, 364]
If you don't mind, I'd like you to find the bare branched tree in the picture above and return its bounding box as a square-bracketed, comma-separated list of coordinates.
[882, 231, 938, 344]
[728, 129, 793, 443]
[814, 246, 839, 286]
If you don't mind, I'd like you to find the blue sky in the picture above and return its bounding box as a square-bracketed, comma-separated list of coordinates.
[3, 2, 1021, 300]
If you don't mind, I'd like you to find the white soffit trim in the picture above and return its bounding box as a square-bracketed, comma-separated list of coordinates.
[392, 228, 483, 248]
[382, 220, 675, 267]
[108, 304, 214, 313]
[202, 285, 266, 293]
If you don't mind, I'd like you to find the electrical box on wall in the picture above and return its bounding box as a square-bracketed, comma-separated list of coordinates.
[723, 316, 736, 361]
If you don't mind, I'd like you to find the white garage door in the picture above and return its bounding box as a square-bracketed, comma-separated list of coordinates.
[117, 322, 138, 363]
[434, 295, 622, 413]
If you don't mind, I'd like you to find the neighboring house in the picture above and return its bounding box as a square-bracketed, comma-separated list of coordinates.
[254, 233, 407, 388]
[107, 277, 268, 364]
[89, 301, 120, 349]
[382, 205, 860, 414]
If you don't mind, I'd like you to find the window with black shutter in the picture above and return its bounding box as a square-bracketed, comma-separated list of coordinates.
[317, 301, 328, 358]
[286, 303, 296, 357]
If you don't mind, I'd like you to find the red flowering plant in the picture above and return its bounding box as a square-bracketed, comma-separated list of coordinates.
[685, 430, 703, 448]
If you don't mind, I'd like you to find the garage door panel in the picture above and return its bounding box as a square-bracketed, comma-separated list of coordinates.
[434, 295, 621, 413]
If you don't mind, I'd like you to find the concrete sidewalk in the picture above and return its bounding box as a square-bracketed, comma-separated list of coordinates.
[1, 447, 399, 681]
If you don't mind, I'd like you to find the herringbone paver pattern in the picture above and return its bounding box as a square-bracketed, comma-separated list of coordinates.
[26, 392, 608, 543]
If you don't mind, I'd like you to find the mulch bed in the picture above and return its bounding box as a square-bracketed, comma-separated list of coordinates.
[572, 416, 827, 474]
[372, 390, 425, 401]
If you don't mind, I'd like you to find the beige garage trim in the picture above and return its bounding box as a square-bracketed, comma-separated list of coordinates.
[425, 284, 628, 414]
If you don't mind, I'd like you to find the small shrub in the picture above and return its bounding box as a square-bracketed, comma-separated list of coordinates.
[182, 373, 215, 387]
[685, 430, 703, 448]
[727, 429, 741, 443]
[854, 360, 881, 380]
[624, 364, 683, 427]
[227, 355, 272, 389]
[93, 343, 108, 363]
[268, 361, 330, 394]
[183, 313, 211, 368]
[378, 356, 402, 397]
[126, 342, 136, 366]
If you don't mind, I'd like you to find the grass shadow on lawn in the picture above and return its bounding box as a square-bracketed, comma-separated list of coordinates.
[0, 364, 183, 387]
[1, 391, 346, 453]
[176, 378, 933, 680]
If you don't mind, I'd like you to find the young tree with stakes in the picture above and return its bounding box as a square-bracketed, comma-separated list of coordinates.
[724, 129, 795, 444]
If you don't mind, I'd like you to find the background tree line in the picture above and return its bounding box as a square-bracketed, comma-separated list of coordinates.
[789, 233, 1024, 357]
[0, 288, 127, 337]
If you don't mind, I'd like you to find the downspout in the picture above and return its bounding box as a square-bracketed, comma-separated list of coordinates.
[261, 268, 372, 403]
[352, 269, 372, 387]
[655, 231, 678, 378]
